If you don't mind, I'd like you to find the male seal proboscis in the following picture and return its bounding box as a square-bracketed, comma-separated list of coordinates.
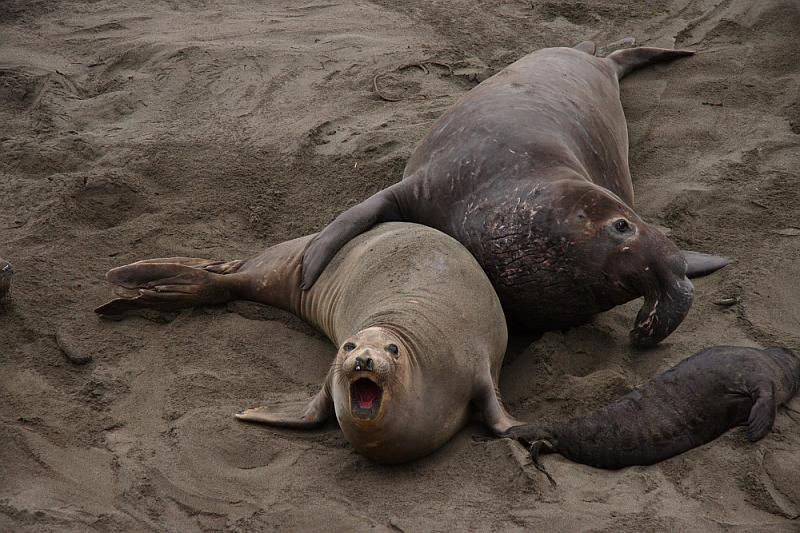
[96, 223, 519, 463]
[504, 346, 800, 481]
[301, 41, 730, 347]
[0, 258, 13, 302]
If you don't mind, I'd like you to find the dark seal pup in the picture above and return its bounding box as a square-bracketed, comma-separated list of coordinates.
[0, 258, 13, 302]
[505, 346, 800, 475]
[96, 223, 519, 464]
[301, 42, 729, 347]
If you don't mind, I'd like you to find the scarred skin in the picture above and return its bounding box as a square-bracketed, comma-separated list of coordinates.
[0, 258, 13, 302]
[505, 346, 800, 471]
[96, 223, 518, 464]
[301, 43, 729, 347]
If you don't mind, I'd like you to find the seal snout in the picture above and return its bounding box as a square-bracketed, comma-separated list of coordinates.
[354, 356, 374, 372]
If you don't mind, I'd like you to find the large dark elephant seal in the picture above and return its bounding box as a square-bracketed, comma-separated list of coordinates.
[505, 346, 800, 474]
[0, 259, 13, 302]
[301, 42, 729, 347]
[95, 223, 519, 463]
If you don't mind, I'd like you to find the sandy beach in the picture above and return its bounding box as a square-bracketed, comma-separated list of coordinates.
[1, 0, 799, 530]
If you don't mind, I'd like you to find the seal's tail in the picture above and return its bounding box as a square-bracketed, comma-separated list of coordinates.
[606, 47, 694, 79]
[95, 257, 246, 316]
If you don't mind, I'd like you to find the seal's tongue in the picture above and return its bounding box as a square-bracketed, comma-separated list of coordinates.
[354, 379, 380, 409]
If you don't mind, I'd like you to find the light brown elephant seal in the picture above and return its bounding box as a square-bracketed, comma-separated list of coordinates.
[95, 223, 519, 463]
[301, 42, 730, 347]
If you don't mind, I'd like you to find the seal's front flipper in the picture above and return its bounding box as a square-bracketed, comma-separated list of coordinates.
[474, 375, 522, 435]
[301, 185, 403, 289]
[573, 41, 596, 55]
[95, 260, 243, 315]
[501, 424, 554, 444]
[501, 424, 558, 487]
[682, 250, 731, 279]
[747, 384, 777, 442]
[606, 47, 694, 79]
[236, 385, 333, 429]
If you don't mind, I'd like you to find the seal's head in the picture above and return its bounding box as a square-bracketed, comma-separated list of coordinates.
[0, 259, 13, 302]
[483, 180, 693, 347]
[337, 328, 399, 424]
[764, 347, 800, 403]
[331, 326, 460, 463]
[581, 186, 695, 348]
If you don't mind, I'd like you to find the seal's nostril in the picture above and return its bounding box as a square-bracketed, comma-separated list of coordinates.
[366, 358, 373, 371]
[354, 356, 364, 372]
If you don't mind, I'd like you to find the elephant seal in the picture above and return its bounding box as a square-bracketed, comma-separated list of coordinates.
[0, 259, 13, 301]
[95, 223, 519, 463]
[505, 346, 800, 476]
[301, 42, 729, 347]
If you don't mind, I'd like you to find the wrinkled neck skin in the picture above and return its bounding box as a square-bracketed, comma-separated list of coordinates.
[402, 174, 693, 346]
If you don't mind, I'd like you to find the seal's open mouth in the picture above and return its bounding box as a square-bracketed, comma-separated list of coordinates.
[350, 378, 382, 419]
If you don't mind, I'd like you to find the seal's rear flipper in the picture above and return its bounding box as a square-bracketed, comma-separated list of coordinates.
[682, 250, 731, 279]
[573, 41, 596, 55]
[606, 47, 694, 79]
[747, 385, 777, 442]
[235, 384, 333, 429]
[95, 259, 244, 316]
[301, 184, 403, 289]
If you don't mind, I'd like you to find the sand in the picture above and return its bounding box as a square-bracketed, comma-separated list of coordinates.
[1, 0, 799, 531]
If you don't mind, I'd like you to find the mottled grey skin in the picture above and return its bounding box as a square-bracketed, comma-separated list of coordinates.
[0, 258, 13, 302]
[96, 223, 518, 464]
[301, 43, 729, 347]
[505, 346, 800, 471]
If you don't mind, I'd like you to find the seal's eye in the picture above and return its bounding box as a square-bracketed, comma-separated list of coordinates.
[343, 342, 356, 352]
[612, 218, 631, 233]
[386, 344, 399, 357]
